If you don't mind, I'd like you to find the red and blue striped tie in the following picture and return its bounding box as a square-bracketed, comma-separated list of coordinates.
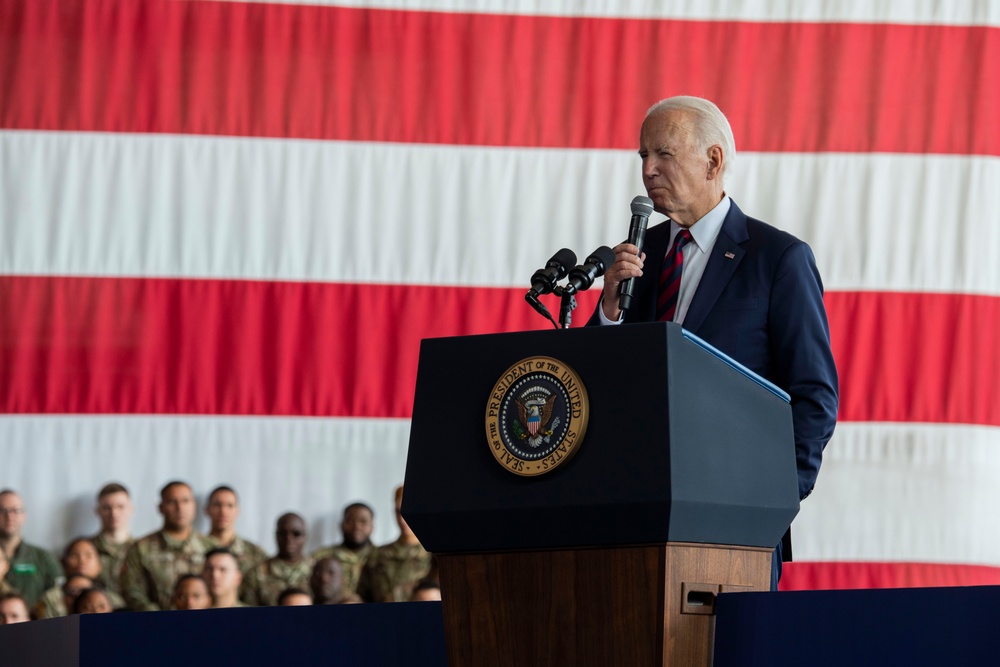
[656, 229, 692, 322]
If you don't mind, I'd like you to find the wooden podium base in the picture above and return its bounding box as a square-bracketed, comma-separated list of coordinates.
[438, 543, 772, 667]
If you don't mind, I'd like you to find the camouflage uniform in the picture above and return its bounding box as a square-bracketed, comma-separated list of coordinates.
[35, 585, 126, 619]
[120, 530, 214, 611]
[241, 556, 314, 606]
[357, 540, 432, 603]
[311, 543, 375, 597]
[207, 534, 268, 578]
[91, 533, 134, 596]
[3, 541, 63, 607]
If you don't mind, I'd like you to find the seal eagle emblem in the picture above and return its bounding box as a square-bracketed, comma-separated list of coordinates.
[485, 356, 589, 476]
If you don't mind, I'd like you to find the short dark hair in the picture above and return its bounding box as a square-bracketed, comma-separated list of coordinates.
[208, 485, 238, 503]
[204, 547, 238, 565]
[276, 587, 312, 605]
[97, 483, 129, 499]
[343, 502, 374, 519]
[412, 578, 440, 594]
[159, 481, 191, 500]
[173, 573, 208, 592]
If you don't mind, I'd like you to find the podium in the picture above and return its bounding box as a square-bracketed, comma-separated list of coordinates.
[403, 322, 799, 666]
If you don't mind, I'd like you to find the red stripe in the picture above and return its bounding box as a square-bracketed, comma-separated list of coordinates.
[829, 291, 1000, 426]
[779, 561, 1000, 590]
[1, 277, 997, 422]
[1, 0, 997, 155]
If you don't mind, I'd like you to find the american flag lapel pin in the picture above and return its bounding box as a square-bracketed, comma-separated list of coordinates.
[725, 251, 735, 259]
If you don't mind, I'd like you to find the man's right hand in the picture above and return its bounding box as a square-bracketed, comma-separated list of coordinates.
[601, 243, 645, 322]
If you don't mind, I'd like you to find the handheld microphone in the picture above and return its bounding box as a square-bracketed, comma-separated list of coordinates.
[617, 195, 654, 312]
[564, 246, 615, 294]
[527, 248, 577, 298]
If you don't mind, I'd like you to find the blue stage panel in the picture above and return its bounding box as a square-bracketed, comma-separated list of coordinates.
[715, 586, 1000, 666]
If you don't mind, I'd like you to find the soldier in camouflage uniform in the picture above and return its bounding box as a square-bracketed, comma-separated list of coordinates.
[35, 538, 125, 618]
[204, 486, 267, 577]
[120, 481, 214, 611]
[203, 548, 248, 608]
[91, 483, 135, 596]
[357, 486, 432, 603]
[0, 490, 64, 608]
[311, 502, 375, 598]
[243, 513, 313, 606]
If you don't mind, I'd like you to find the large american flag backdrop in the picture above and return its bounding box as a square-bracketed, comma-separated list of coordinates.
[1, 0, 998, 590]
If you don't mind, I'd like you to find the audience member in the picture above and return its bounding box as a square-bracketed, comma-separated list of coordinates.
[310, 557, 351, 605]
[410, 579, 442, 602]
[276, 587, 312, 606]
[171, 574, 211, 611]
[0, 592, 31, 624]
[203, 548, 246, 608]
[120, 481, 213, 611]
[0, 548, 13, 595]
[313, 502, 375, 598]
[358, 486, 431, 602]
[205, 486, 267, 577]
[36, 538, 124, 619]
[92, 483, 135, 596]
[243, 513, 313, 606]
[0, 489, 63, 607]
[72, 587, 114, 615]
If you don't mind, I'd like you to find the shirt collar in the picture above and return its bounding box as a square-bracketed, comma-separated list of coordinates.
[669, 195, 730, 254]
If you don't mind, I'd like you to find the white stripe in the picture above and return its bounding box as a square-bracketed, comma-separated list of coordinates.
[202, 0, 1000, 27]
[0, 415, 411, 553]
[2, 131, 998, 295]
[794, 422, 1000, 565]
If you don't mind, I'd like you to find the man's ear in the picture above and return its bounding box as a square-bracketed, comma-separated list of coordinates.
[706, 144, 724, 180]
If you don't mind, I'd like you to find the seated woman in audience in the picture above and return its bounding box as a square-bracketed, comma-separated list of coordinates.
[171, 573, 212, 611]
[36, 537, 124, 618]
[72, 588, 114, 615]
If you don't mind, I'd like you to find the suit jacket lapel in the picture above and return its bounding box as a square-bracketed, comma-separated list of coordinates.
[683, 200, 749, 333]
[632, 221, 672, 323]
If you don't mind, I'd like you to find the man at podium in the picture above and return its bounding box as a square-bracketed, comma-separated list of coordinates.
[591, 95, 839, 586]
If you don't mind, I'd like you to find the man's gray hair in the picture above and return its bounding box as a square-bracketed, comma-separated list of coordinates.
[647, 96, 736, 186]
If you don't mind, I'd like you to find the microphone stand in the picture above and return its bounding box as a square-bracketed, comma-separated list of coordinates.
[553, 285, 577, 329]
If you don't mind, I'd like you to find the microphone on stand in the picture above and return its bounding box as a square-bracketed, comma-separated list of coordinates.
[617, 196, 654, 313]
[564, 246, 616, 294]
[525, 248, 577, 327]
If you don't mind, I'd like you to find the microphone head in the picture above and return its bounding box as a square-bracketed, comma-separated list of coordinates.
[630, 196, 654, 217]
[549, 247, 578, 274]
[587, 245, 616, 273]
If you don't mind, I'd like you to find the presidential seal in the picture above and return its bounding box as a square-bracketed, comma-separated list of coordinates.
[485, 356, 589, 476]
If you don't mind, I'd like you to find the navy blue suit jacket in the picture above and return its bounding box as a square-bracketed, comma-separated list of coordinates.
[589, 199, 839, 501]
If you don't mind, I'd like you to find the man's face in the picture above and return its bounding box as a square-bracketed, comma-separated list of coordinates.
[310, 558, 344, 603]
[203, 554, 242, 598]
[0, 598, 30, 624]
[275, 514, 306, 559]
[96, 492, 133, 533]
[341, 507, 373, 549]
[206, 490, 239, 532]
[0, 492, 26, 539]
[639, 108, 719, 226]
[159, 484, 196, 531]
[173, 578, 211, 610]
[64, 541, 102, 579]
